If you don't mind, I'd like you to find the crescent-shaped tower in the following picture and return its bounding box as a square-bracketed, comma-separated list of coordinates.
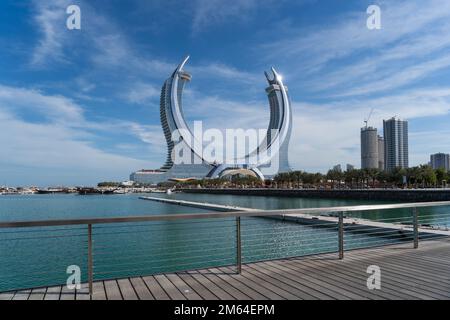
[130, 57, 292, 185]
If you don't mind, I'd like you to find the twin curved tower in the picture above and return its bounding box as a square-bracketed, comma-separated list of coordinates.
[131, 56, 292, 184]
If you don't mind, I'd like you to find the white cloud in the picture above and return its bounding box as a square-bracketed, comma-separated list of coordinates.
[0, 84, 167, 185]
[191, 0, 259, 34]
[306, 22, 450, 93]
[337, 55, 450, 97]
[0, 85, 84, 124]
[0, 108, 151, 185]
[31, 0, 72, 67]
[126, 83, 160, 105]
[266, 0, 450, 74]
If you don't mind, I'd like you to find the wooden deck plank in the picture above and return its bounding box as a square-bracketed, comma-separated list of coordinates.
[0, 292, 15, 301]
[186, 272, 236, 300]
[91, 282, 106, 300]
[241, 264, 325, 300]
[310, 252, 450, 287]
[196, 270, 252, 300]
[117, 279, 138, 300]
[28, 287, 46, 300]
[76, 283, 91, 301]
[290, 258, 407, 300]
[298, 253, 448, 299]
[210, 267, 273, 300]
[154, 275, 186, 300]
[130, 277, 154, 300]
[60, 285, 76, 300]
[12, 289, 31, 300]
[260, 261, 364, 300]
[246, 263, 342, 300]
[142, 276, 170, 300]
[345, 251, 450, 290]
[272, 259, 385, 300]
[337, 248, 450, 288]
[44, 286, 61, 300]
[321, 253, 450, 299]
[287, 257, 434, 300]
[218, 266, 301, 300]
[176, 273, 219, 300]
[356, 246, 450, 272]
[351, 250, 450, 284]
[104, 280, 122, 300]
[165, 274, 203, 300]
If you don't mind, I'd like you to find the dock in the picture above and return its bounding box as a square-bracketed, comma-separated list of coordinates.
[140, 196, 450, 237]
[139, 196, 258, 212]
[2, 237, 449, 300]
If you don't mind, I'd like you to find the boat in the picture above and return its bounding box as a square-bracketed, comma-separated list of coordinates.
[78, 188, 116, 195]
[150, 190, 166, 193]
[37, 188, 66, 194]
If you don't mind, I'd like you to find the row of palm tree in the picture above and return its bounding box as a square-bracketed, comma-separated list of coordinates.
[162, 165, 449, 189]
[273, 165, 450, 189]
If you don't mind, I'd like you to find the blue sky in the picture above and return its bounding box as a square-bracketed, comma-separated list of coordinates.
[1, 0, 450, 186]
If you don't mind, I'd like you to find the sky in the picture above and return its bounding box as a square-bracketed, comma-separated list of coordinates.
[0, 0, 450, 186]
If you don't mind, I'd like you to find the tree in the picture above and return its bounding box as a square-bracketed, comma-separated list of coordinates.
[436, 168, 447, 186]
[418, 165, 437, 187]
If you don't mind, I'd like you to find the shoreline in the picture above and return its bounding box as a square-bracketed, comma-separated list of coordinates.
[179, 188, 450, 202]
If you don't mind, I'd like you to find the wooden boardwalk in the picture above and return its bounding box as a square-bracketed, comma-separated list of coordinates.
[1, 237, 449, 300]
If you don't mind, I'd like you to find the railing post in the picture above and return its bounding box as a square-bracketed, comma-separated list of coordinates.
[413, 207, 419, 249]
[88, 224, 93, 296]
[236, 217, 242, 274]
[338, 212, 344, 260]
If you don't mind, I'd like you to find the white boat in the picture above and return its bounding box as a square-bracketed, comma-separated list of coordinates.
[1, 192, 17, 195]
[166, 189, 173, 195]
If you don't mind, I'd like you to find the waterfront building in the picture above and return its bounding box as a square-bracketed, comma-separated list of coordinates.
[378, 136, 385, 171]
[430, 153, 450, 171]
[361, 127, 379, 169]
[383, 118, 409, 172]
[130, 57, 292, 185]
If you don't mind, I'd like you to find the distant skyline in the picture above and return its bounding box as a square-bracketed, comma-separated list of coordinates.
[1, 0, 450, 186]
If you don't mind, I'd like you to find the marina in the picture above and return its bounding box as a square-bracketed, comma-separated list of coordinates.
[0, 195, 449, 298]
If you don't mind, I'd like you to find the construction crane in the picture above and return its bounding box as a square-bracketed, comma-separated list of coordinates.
[364, 108, 374, 128]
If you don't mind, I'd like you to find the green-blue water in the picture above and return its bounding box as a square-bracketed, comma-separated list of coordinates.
[0, 193, 448, 292]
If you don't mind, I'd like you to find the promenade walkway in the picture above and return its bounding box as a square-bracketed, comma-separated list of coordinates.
[2, 237, 449, 300]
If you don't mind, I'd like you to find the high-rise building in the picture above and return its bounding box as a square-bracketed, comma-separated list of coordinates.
[130, 57, 293, 184]
[377, 135, 385, 171]
[346, 164, 355, 171]
[430, 153, 450, 171]
[383, 117, 409, 172]
[333, 164, 342, 172]
[361, 127, 379, 169]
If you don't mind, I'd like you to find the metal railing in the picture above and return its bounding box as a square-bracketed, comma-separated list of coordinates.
[0, 201, 450, 295]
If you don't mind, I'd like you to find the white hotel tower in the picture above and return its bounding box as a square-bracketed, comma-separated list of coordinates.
[131, 57, 292, 185]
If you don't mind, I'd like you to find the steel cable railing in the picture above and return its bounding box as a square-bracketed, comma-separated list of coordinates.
[0, 201, 449, 295]
[0, 226, 87, 293]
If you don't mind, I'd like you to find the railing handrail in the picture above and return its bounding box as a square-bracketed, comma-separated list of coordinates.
[1, 201, 450, 229]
